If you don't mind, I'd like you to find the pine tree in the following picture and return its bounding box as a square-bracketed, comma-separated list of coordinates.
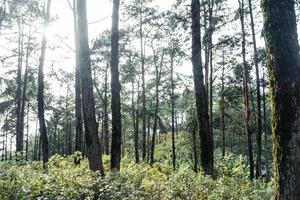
[262, 0, 300, 198]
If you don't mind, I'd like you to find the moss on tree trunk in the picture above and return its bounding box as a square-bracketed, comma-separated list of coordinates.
[262, 0, 300, 199]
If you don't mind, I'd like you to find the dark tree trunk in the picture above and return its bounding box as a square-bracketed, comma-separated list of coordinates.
[38, 132, 41, 161]
[191, 0, 213, 175]
[53, 123, 58, 155]
[146, 113, 151, 163]
[170, 48, 176, 171]
[262, 0, 300, 199]
[134, 79, 141, 163]
[203, 3, 209, 94]
[220, 51, 225, 158]
[25, 103, 29, 161]
[73, 0, 83, 165]
[150, 49, 164, 164]
[208, 0, 215, 169]
[250, 86, 257, 129]
[131, 81, 138, 163]
[248, 0, 262, 178]
[238, 0, 254, 180]
[192, 127, 198, 172]
[104, 63, 109, 155]
[57, 129, 61, 155]
[65, 87, 71, 155]
[9, 134, 12, 160]
[2, 132, 4, 161]
[110, 0, 122, 171]
[139, 5, 147, 160]
[15, 21, 24, 158]
[38, 0, 51, 165]
[76, 0, 104, 174]
[33, 119, 38, 160]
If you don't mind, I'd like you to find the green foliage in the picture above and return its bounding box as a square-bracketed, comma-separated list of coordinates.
[0, 141, 273, 200]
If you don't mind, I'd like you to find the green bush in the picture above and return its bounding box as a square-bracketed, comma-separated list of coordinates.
[0, 135, 273, 200]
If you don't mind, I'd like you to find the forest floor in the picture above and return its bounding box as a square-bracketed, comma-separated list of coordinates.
[0, 133, 273, 200]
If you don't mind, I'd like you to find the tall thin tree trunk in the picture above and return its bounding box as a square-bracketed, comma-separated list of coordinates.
[110, 0, 122, 171]
[208, 0, 215, 167]
[146, 114, 151, 162]
[65, 87, 70, 155]
[134, 79, 140, 163]
[170, 48, 176, 171]
[73, 0, 83, 165]
[15, 20, 24, 158]
[33, 119, 38, 160]
[2, 132, 4, 161]
[104, 63, 109, 155]
[9, 134, 12, 160]
[248, 0, 262, 178]
[192, 126, 198, 172]
[262, 0, 300, 198]
[76, 0, 104, 174]
[150, 49, 164, 164]
[25, 103, 29, 161]
[38, 0, 51, 165]
[220, 51, 225, 158]
[139, 3, 147, 160]
[191, 0, 213, 175]
[238, 0, 254, 180]
[38, 132, 41, 161]
[131, 81, 137, 162]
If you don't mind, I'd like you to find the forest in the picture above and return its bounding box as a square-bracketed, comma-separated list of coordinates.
[0, 0, 299, 199]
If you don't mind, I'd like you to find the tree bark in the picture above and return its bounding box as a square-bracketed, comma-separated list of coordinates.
[262, 66, 268, 173]
[65, 87, 71, 155]
[238, 0, 254, 180]
[147, 113, 151, 163]
[25, 103, 29, 161]
[170, 48, 176, 171]
[104, 63, 109, 155]
[15, 20, 24, 158]
[110, 0, 122, 171]
[134, 79, 141, 163]
[33, 119, 38, 160]
[9, 134, 12, 160]
[76, 0, 104, 174]
[248, 0, 262, 178]
[192, 125, 198, 172]
[220, 51, 225, 158]
[38, 0, 51, 165]
[139, 3, 147, 160]
[73, 0, 83, 165]
[262, 0, 300, 199]
[208, 0, 215, 167]
[150, 49, 164, 164]
[191, 0, 213, 175]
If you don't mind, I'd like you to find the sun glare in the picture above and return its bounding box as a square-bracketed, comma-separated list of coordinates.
[44, 24, 56, 40]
